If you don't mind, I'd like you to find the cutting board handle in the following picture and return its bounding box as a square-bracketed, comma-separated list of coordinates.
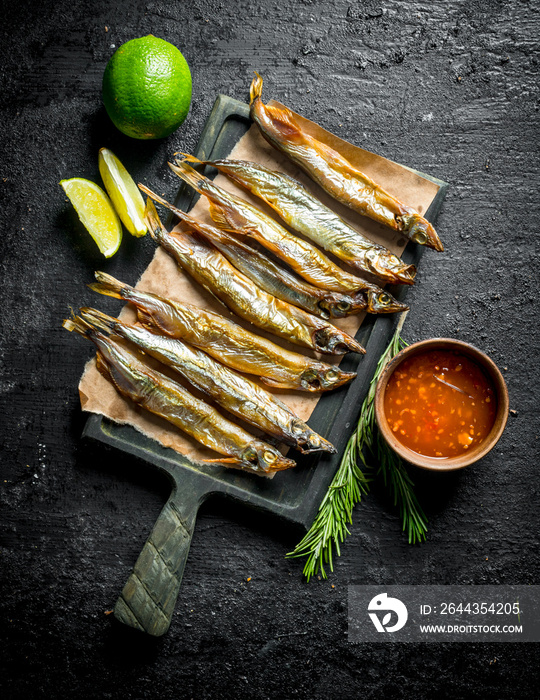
[113, 488, 202, 636]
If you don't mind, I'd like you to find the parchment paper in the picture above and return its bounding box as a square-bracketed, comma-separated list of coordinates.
[78, 100, 440, 463]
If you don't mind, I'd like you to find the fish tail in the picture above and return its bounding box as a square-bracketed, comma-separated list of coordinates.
[78, 307, 119, 336]
[142, 189, 214, 256]
[248, 73, 303, 140]
[168, 160, 208, 195]
[249, 71, 264, 105]
[169, 161, 244, 231]
[174, 152, 207, 166]
[88, 273, 179, 339]
[139, 186, 198, 237]
[88, 271, 136, 301]
[62, 313, 93, 338]
[138, 186, 174, 231]
[137, 184, 171, 210]
[142, 196, 167, 243]
[63, 312, 109, 355]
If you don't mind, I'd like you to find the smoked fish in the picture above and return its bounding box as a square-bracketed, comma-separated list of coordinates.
[180, 154, 416, 285]
[78, 307, 335, 454]
[139, 187, 365, 319]
[142, 195, 365, 355]
[166, 161, 407, 314]
[63, 316, 296, 476]
[249, 72, 443, 252]
[89, 271, 357, 392]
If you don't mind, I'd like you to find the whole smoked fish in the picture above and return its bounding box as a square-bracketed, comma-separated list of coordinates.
[249, 72, 443, 252]
[166, 161, 407, 314]
[89, 272, 357, 392]
[142, 195, 365, 355]
[78, 307, 335, 454]
[180, 154, 416, 285]
[140, 187, 366, 319]
[63, 316, 296, 476]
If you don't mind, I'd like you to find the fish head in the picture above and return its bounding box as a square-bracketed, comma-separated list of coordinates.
[401, 213, 444, 252]
[301, 366, 357, 392]
[365, 288, 409, 314]
[241, 441, 296, 474]
[319, 292, 367, 319]
[313, 327, 365, 355]
[290, 420, 337, 454]
[365, 248, 417, 286]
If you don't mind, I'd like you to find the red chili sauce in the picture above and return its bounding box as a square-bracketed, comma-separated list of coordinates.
[384, 349, 497, 459]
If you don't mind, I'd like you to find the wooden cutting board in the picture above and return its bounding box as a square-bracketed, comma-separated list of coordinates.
[82, 94, 448, 636]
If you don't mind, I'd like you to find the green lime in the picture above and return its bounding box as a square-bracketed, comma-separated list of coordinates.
[102, 35, 192, 140]
[60, 178, 122, 258]
[98, 148, 147, 236]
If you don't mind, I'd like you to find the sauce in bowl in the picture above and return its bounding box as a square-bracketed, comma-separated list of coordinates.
[383, 349, 497, 459]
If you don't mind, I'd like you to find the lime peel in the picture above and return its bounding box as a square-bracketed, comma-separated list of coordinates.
[98, 148, 147, 237]
[60, 177, 122, 258]
[102, 35, 192, 140]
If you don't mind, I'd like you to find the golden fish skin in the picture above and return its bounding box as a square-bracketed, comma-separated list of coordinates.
[167, 160, 370, 293]
[166, 161, 407, 316]
[181, 154, 416, 287]
[142, 195, 365, 356]
[63, 318, 295, 475]
[141, 186, 365, 319]
[185, 220, 368, 319]
[249, 73, 444, 252]
[79, 307, 335, 455]
[200, 230, 366, 319]
[89, 271, 357, 392]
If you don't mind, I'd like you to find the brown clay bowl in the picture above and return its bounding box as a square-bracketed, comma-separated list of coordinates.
[374, 338, 509, 471]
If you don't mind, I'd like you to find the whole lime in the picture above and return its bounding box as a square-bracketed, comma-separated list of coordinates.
[102, 35, 192, 140]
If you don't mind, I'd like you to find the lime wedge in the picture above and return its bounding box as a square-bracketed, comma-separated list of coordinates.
[60, 178, 123, 258]
[98, 148, 147, 237]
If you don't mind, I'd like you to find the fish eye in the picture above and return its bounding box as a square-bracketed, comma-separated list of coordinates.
[263, 450, 277, 463]
[378, 293, 391, 305]
[412, 230, 427, 244]
[325, 368, 339, 381]
[337, 301, 351, 312]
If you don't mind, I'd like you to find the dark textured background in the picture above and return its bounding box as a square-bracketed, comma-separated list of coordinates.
[1, 0, 539, 697]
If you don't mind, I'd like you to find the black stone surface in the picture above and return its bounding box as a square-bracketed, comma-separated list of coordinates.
[1, 1, 539, 697]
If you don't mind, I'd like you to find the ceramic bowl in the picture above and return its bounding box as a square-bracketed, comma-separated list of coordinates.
[374, 338, 509, 471]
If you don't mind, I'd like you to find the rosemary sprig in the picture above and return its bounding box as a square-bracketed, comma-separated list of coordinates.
[375, 432, 428, 545]
[287, 313, 427, 580]
[285, 435, 371, 582]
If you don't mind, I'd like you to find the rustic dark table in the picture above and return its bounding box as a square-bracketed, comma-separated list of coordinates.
[1, 1, 539, 697]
